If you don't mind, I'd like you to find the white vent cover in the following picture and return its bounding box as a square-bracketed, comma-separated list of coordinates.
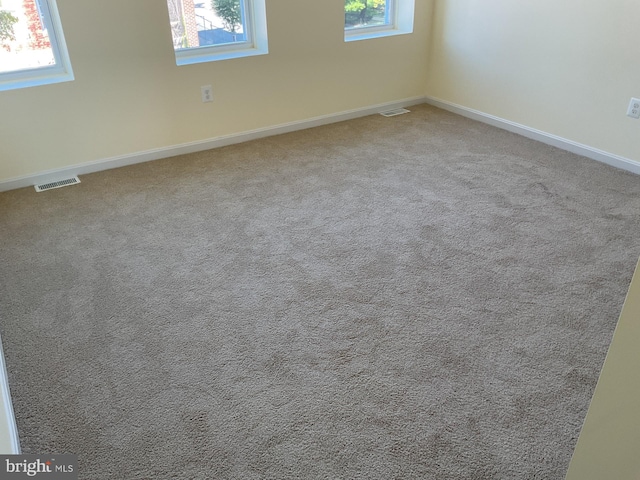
[35, 176, 80, 192]
[380, 108, 410, 117]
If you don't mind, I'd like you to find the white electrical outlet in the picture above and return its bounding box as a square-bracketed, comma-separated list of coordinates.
[627, 97, 640, 119]
[201, 85, 213, 103]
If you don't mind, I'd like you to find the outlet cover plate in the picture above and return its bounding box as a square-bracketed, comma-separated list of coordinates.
[627, 97, 640, 119]
[201, 85, 213, 103]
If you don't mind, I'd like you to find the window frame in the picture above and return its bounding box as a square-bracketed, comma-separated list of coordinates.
[0, 0, 74, 92]
[172, 0, 268, 66]
[344, 0, 414, 42]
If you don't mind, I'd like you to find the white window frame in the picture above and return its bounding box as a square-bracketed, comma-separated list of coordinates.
[174, 0, 268, 66]
[0, 0, 74, 92]
[344, 0, 414, 42]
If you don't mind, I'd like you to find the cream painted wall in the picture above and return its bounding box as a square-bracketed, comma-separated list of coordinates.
[0, 0, 432, 183]
[426, 0, 640, 163]
[565, 257, 640, 479]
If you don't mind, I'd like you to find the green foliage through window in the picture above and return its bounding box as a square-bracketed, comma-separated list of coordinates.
[212, 0, 242, 34]
[345, 0, 387, 28]
[0, 9, 18, 45]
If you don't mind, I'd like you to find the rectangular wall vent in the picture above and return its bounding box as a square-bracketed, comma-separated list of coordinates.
[34, 176, 80, 192]
[380, 108, 411, 117]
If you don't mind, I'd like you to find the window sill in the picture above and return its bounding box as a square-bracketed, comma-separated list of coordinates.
[0, 70, 74, 92]
[344, 27, 412, 42]
[175, 44, 268, 66]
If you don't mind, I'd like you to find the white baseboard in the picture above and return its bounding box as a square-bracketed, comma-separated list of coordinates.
[4, 94, 636, 191]
[424, 96, 640, 175]
[0, 96, 428, 193]
[0, 334, 20, 454]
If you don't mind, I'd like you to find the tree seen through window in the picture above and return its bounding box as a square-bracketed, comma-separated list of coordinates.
[345, 0, 389, 29]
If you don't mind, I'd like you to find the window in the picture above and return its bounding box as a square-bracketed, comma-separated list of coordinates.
[344, 0, 414, 42]
[0, 0, 73, 91]
[166, 0, 267, 66]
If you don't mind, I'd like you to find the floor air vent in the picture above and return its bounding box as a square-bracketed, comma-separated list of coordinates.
[380, 108, 410, 117]
[35, 176, 80, 192]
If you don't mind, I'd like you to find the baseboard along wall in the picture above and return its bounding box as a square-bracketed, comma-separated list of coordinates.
[424, 96, 640, 176]
[2, 96, 639, 193]
[0, 97, 427, 193]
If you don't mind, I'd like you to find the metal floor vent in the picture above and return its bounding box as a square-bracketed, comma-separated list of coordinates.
[380, 108, 411, 117]
[35, 176, 80, 192]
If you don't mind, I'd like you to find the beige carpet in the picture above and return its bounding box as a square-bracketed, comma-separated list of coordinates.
[1, 104, 639, 479]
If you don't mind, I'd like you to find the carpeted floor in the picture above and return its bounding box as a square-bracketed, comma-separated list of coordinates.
[1, 104, 639, 479]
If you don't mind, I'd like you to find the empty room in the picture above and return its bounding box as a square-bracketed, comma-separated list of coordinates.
[0, 0, 639, 478]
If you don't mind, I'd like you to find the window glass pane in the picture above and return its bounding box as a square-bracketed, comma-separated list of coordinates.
[167, 0, 247, 50]
[345, 0, 390, 30]
[0, 0, 55, 73]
